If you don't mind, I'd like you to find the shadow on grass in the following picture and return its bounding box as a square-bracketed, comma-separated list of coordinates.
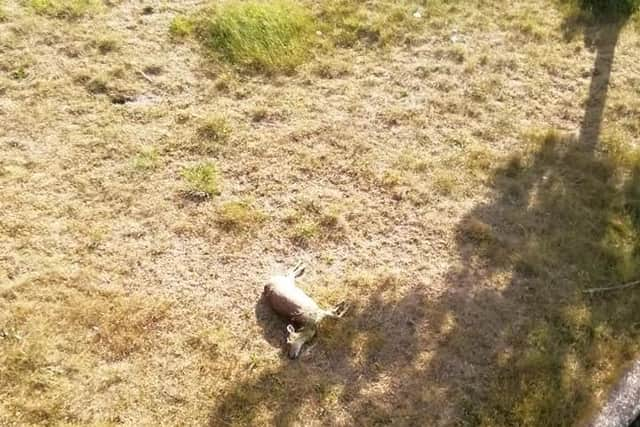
[208, 6, 640, 427]
[441, 130, 640, 425]
[434, 5, 640, 424]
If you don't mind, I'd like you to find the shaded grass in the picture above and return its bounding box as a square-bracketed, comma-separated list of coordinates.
[558, 0, 639, 39]
[197, 0, 315, 73]
[26, 0, 101, 18]
[568, 0, 640, 17]
[456, 129, 640, 425]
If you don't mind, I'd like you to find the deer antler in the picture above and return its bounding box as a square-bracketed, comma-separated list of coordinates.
[289, 261, 306, 278]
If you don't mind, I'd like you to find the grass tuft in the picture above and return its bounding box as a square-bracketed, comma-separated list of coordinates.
[182, 162, 221, 197]
[132, 147, 160, 171]
[197, 115, 231, 144]
[290, 220, 321, 246]
[10, 66, 28, 80]
[197, 0, 315, 73]
[215, 199, 265, 231]
[95, 37, 118, 54]
[311, 58, 352, 79]
[27, 0, 101, 18]
[85, 77, 108, 94]
[169, 15, 195, 38]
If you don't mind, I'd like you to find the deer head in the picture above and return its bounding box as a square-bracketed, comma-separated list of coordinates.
[286, 324, 317, 359]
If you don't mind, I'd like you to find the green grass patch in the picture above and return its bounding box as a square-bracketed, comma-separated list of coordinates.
[26, 0, 102, 18]
[182, 162, 221, 197]
[169, 15, 195, 38]
[175, 0, 444, 73]
[181, 115, 232, 154]
[290, 220, 320, 246]
[10, 66, 28, 80]
[197, 0, 315, 73]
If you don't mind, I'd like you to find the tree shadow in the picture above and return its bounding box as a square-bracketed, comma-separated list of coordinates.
[207, 5, 640, 427]
[431, 130, 640, 425]
[420, 4, 640, 424]
[577, 20, 623, 147]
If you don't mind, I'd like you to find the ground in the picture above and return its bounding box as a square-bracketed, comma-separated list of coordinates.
[1, 0, 640, 426]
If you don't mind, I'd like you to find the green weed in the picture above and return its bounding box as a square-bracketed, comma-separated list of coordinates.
[132, 147, 160, 171]
[182, 162, 221, 197]
[197, 115, 231, 144]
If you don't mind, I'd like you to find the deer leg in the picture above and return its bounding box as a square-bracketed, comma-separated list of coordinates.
[327, 301, 350, 318]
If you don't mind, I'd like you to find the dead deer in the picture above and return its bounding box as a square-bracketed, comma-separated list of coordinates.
[263, 262, 349, 359]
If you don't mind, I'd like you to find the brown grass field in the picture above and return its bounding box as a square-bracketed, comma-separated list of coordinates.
[1, 0, 640, 425]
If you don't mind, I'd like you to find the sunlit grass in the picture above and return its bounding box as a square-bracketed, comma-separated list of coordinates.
[198, 0, 315, 73]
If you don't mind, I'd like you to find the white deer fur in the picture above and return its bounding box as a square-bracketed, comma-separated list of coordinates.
[263, 263, 348, 359]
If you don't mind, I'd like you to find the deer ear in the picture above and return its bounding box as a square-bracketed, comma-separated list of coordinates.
[286, 324, 295, 334]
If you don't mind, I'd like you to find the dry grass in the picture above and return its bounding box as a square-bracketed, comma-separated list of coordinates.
[0, 272, 169, 423]
[1, 0, 640, 425]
